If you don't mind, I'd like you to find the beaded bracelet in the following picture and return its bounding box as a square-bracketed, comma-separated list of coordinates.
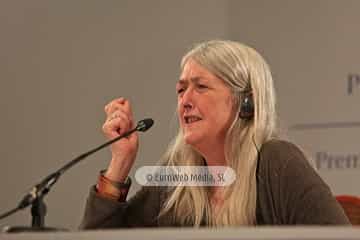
[96, 170, 131, 202]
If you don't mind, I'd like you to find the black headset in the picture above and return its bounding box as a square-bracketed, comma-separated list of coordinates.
[239, 83, 254, 120]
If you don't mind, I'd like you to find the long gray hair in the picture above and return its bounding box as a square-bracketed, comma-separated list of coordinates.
[160, 40, 278, 226]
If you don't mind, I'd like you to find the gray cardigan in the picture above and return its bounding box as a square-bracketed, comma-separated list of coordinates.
[80, 140, 350, 228]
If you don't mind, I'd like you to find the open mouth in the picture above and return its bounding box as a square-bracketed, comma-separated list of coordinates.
[184, 116, 202, 124]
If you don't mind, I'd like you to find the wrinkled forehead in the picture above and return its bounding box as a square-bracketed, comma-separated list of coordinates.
[178, 60, 222, 85]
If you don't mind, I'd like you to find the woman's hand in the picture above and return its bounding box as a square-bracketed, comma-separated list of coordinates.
[102, 98, 138, 182]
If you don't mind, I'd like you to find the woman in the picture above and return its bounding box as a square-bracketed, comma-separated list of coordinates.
[80, 40, 349, 227]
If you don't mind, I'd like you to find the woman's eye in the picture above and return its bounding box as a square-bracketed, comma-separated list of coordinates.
[177, 88, 185, 94]
[197, 84, 208, 89]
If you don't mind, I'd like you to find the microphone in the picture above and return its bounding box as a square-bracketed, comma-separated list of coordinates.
[24, 118, 154, 207]
[136, 118, 154, 132]
[0, 118, 154, 228]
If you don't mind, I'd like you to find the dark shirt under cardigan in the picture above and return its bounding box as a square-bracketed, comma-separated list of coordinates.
[80, 140, 350, 228]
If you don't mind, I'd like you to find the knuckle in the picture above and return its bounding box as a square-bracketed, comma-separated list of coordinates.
[102, 124, 108, 132]
[102, 120, 110, 128]
[116, 97, 125, 104]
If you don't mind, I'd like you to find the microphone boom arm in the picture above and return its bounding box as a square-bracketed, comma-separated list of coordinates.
[0, 118, 154, 229]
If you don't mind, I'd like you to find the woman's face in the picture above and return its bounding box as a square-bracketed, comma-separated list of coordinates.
[176, 59, 236, 150]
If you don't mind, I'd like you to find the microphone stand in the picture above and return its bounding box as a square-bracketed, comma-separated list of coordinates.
[0, 118, 153, 233]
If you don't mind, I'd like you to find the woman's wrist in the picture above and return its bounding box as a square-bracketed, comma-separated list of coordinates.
[105, 157, 134, 182]
[96, 170, 131, 202]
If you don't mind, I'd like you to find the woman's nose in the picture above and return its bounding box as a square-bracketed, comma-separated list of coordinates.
[183, 102, 193, 111]
[181, 88, 194, 110]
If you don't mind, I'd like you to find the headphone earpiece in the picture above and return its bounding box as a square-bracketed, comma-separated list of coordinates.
[239, 88, 254, 120]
